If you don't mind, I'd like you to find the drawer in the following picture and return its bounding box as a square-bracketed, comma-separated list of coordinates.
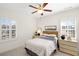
[60, 47, 78, 56]
[59, 40, 77, 47]
[59, 44, 77, 51]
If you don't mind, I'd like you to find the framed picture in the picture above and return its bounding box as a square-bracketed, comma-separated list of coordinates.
[45, 25, 57, 31]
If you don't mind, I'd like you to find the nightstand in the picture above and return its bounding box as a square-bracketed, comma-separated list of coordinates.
[59, 40, 78, 56]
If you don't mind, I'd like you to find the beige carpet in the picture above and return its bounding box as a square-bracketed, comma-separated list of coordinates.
[0, 47, 71, 56]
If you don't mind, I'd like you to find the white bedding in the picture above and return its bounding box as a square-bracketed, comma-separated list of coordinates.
[25, 38, 56, 56]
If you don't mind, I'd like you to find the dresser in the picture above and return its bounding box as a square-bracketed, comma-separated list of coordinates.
[59, 40, 78, 56]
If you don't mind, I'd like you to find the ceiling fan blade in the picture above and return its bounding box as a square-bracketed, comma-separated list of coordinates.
[29, 5, 38, 9]
[44, 9, 52, 12]
[42, 3, 48, 8]
[32, 11, 37, 14]
[38, 4, 41, 7]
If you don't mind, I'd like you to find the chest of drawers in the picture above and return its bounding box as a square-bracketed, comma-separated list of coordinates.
[59, 40, 78, 56]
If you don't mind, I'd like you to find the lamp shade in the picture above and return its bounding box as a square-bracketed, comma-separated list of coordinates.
[36, 28, 42, 35]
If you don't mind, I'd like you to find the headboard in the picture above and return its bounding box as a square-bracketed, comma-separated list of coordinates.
[43, 31, 58, 37]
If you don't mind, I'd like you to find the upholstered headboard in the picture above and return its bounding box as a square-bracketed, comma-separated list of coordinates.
[43, 31, 58, 37]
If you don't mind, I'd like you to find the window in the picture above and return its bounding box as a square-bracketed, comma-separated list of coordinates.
[0, 18, 16, 41]
[60, 17, 76, 41]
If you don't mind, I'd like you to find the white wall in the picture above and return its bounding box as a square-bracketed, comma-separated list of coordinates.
[37, 7, 79, 38]
[36, 7, 79, 52]
[0, 4, 36, 53]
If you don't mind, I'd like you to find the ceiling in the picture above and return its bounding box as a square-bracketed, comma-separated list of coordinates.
[0, 3, 79, 18]
[27, 3, 79, 18]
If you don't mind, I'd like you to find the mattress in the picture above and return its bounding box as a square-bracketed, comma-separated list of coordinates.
[25, 38, 56, 56]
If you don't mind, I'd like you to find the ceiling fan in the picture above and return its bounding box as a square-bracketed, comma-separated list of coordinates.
[29, 3, 52, 16]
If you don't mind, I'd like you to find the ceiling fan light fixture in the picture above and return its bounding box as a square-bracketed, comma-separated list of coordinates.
[29, 3, 52, 16]
[37, 10, 43, 13]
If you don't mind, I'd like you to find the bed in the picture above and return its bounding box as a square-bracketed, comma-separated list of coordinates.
[25, 30, 58, 56]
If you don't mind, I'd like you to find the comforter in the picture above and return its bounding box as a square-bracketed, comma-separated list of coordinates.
[25, 38, 56, 56]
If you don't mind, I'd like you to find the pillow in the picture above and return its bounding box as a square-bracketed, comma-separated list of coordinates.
[39, 35, 55, 41]
[39, 35, 58, 44]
